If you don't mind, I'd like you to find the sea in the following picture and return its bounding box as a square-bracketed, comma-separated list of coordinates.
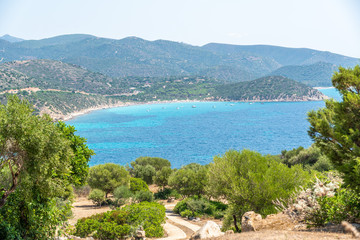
[67, 88, 341, 168]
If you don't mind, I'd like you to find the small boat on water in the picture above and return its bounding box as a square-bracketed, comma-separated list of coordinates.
[192, 105, 196, 108]
[249, 102, 253, 105]
[213, 105, 216, 108]
[230, 104, 234, 106]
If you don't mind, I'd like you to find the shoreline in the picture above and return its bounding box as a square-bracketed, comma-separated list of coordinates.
[60, 96, 327, 121]
[313, 86, 335, 90]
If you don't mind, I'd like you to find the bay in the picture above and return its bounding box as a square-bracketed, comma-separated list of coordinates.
[67, 88, 341, 168]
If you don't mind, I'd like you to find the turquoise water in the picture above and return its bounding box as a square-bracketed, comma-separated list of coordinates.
[67, 88, 341, 168]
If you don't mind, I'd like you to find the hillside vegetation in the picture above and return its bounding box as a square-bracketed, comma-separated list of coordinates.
[0, 34, 358, 86]
[214, 76, 325, 101]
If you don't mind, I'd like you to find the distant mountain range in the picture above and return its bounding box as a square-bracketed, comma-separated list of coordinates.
[0, 34, 24, 43]
[0, 34, 358, 86]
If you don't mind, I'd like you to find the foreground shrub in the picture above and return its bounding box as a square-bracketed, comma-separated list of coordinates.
[134, 190, 154, 203]
[207, 149, 312, 231]
[274, 172, 360, 226]
[173, 196, 227, 219]
[293, 174, 360, 226]
[88, 189, 105, 206]
[74, 202, 166, 238]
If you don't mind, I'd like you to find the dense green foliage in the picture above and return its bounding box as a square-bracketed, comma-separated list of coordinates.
[74, 202, 166, 239]
[134, 190, 154, 203]
[207, 149, 312, 231]
[88, 163, 130, 197]
[113, 186, 133, 207]
[129, 156, 171, 184]
[0, 96, 90, 239]
[154, 166, 172, 189]
[56, 121, 94, 186]
[129, 178, 149, 193]
[168, 163, 208, 197]
[130, 156, 171, 171]
[154, 188, 181, 200]
[173, 196, 227, 219]
[280, 145, 333, 172]
[308, 65, 360, 191]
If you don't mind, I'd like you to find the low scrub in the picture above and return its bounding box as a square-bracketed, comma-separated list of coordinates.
[173, 196, 227, 219]
[74, 202, 166, 239]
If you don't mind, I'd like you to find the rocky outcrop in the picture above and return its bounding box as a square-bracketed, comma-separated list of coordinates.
[190, 221, 224, 239]
[241, 211, 298, 232]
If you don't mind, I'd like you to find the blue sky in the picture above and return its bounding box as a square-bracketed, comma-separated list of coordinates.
[0, 0, 359, 58]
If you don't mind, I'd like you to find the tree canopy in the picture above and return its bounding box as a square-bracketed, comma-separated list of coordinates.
[0, 95, 93, 239]
[207, 149, 311, 230]
[88, 163, 130, 197]
[308, 65, 360, 189]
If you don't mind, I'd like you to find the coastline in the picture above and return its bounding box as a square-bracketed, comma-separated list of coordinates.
[61, 99, 204, 121]
[313, 86, 335, 90]
[60, 96, 327, 122]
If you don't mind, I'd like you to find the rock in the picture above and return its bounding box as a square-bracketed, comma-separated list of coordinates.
[167, 197, 175, 202]
[135, 226, 146, 240]
[190, 221, 224, 239]
[225, 230, 234, 235]
[192, 217, 200, 222]
[241, 211, 262, 232]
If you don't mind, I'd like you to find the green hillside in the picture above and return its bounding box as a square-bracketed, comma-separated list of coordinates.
[0, 59, 121, 94]
[214, 76, 325, 101]
[268, 62, 337, 87]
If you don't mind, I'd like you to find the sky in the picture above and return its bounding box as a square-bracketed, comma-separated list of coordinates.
[0, 0, 359, 58]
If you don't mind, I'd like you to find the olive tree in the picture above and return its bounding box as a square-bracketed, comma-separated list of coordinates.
[0, 96, 93, 239]
[88, 163, 130, 197]
[207, 149, 311, 231]
[168, 163, 208, 197]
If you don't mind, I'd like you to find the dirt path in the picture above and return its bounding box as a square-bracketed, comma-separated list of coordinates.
[158, 204, 202, 240]
[68, 197, 111, 225]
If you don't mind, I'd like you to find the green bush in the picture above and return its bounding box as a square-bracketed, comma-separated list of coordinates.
[74, 202, 166, 239]
[173, 196, 227, 218]
[306, 188, 360, 226]
[88, 189, 105, 206]
[154, 188, 181, 200]
[180, 209, 195, 218]
[112, 186, 133, 208]
[135, 190, 154, 203]
[123, 202, 166, 237]
[130, 178, 149, 193]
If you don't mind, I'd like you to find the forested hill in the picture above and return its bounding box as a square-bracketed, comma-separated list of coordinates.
[0, 34, 358, 86]
[213, 76, 325, 101]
